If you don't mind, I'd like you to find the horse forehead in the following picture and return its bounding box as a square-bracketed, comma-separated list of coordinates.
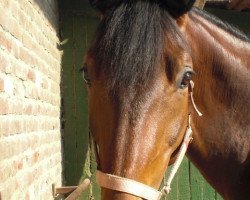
[113, 81, 168, 120]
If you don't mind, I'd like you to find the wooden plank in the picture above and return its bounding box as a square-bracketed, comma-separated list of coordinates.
[165, 157, 191, 200]
[65, 179, 91, 200]
[60, 0, 100, 199]
[52, 179, 90, 199]
[189, 162, 216, 200]
[55, 186, 78, 195]
[177, 157, 191, 200]
[61, 14, 79, 185]
[60, 0, 98, 190]
[73, 13, 100, 200]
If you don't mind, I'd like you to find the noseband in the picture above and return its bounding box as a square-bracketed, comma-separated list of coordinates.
[93, 81, 202, 200]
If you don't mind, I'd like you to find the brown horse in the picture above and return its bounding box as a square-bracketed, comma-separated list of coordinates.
[83, 0, 250, 199]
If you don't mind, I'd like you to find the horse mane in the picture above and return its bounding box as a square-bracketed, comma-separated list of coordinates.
[191, 7, 250, 119]
[90, 0, 186, 92]
[192, 8, 250, 42]
[90, 1, 249, 94]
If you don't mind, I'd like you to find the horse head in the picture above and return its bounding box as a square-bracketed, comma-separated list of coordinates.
[84, 0, 196, 199]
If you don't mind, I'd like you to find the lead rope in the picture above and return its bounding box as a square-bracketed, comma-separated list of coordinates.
[161, 115, 192, 195]
[190, 80, 202, 117]
[161, 80, 202, 196]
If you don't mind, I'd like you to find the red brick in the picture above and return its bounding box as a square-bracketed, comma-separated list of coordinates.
[31, 87, 39, 99]
[0, 30, 20, 58]
[24, 103, 32, 115]
[0, 78, 4, 92]
[17, 159, 23, 170]
[27, 69, 36, 82]
[0, 118, 23, 136]
[41, 77, 48, 89]
[19, 46, 35, 66]
[0, 97, 9, 114]
[0, 30, 12, 52]
[12, 62, 28, 81]
[11, 19, 22, 43]
[17, 9, 26, 27]
[14, 82, 25, 97]
[0, 53, 11, 73]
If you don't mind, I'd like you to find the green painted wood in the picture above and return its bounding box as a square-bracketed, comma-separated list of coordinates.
[61, 14, 81, 185]
[177, 157, 191, 200]
[60, 0, 100, 199]
[164, 159, 221, 200]
[165, 157, 191, 200]
[190, 162, 216, 200]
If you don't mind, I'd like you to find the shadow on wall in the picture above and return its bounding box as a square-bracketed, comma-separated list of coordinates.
[33, 0, 59, 33]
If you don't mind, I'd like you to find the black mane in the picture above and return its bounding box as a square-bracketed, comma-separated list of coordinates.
[90, 0, 185, 91]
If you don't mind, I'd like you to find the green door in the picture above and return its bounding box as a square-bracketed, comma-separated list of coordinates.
[60, 0, 100, 199]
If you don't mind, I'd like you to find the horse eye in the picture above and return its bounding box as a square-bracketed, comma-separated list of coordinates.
[179, 71, 194, 89]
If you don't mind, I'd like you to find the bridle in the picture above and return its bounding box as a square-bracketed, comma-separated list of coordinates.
[92, 81, 202, 200]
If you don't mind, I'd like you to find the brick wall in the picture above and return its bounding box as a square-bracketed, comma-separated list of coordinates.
[0, 0, 62, 199]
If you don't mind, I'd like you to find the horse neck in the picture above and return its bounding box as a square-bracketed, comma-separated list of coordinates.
[187, 11, 250, 124]
[185, 11, 250, 199]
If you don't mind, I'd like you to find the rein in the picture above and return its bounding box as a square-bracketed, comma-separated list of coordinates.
[92, 81, 202, 200]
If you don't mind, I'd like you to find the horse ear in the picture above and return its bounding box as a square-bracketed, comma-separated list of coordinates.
[163, 0, 196, 17]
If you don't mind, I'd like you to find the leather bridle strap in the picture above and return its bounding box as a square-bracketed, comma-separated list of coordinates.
[96, 170, 162, 200]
